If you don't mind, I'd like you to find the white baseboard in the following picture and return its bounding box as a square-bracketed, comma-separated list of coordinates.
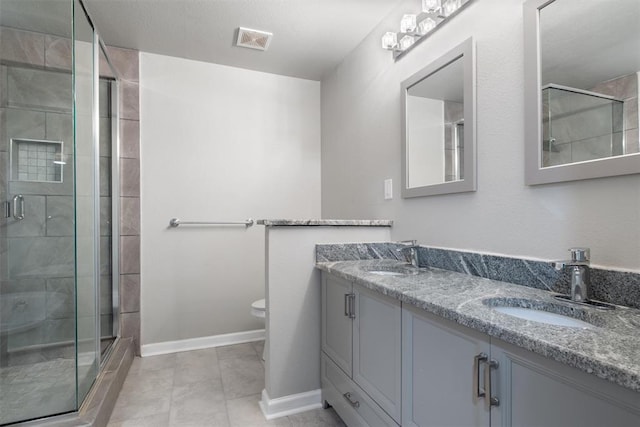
[259, 388, 323, 420]
[141, 329, 265, 357]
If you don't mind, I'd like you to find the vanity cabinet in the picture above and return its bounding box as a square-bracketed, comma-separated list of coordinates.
[321, 272, 402, 426]
[403, 304, 640, 427]
[493, 340, 640, 426]
[402, 305, 495, 427]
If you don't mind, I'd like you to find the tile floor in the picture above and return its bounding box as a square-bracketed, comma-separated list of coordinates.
[0, 359, 75, 425]
[108, 341, 346, 426]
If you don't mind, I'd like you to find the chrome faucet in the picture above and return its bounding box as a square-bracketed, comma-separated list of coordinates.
[397, 240, 420, 268]
[551, 247, 591, 302]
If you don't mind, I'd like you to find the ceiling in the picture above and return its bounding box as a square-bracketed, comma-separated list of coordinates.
[80, 0, 406, 81]
[540, 0, 640, 89]
[408, 56, 463, 103]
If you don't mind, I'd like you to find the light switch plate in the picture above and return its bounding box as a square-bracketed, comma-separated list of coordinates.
[384, 179, 393, 200]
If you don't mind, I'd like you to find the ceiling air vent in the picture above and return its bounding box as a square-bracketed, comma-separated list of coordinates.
[236, 27, 273, 51]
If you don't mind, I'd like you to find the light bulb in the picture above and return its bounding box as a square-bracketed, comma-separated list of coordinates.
[418, 17, 437, 35]
[399, 35, 415, 51]
[400, 14, 417, 33]
[422, 0, 441, 13]
[381, 32, 398, 50]
[443, 0, 461, 17]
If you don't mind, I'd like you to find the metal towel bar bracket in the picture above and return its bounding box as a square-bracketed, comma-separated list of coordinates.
[169, 218, 254, 228]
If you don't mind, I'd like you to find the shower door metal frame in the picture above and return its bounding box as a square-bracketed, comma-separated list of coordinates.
[110, 76, 121, 348]
[82, 0, 121, 369]
[95, 36, 121, 366]
[92, 27, 101, 373]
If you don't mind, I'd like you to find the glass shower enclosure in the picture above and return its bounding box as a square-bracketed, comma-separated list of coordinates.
[0, 0, 119, 424]
[542, 84, 625, 167]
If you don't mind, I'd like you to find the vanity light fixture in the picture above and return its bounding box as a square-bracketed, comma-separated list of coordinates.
[422, 0, 441, 13]
[443, 0, 462, 17]
[400, 14, 417, 33]
[418, 17, 438, 35]
[399, 35, 416, 51]
[382, 0, 473, 59]
[381, 32, 399, 50]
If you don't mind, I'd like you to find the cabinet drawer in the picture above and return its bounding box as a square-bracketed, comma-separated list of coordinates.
[322, 352, 399, 427]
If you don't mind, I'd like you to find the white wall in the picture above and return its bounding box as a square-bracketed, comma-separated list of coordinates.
[407, 96, 445, 187]
[321, 0, 640, 271]
[140, 52, 321, 346]
[263, 226, 391, 404]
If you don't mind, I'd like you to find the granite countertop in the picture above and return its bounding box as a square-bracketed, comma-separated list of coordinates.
[257, 219, 393, 227]
[316, 259, 640, 393]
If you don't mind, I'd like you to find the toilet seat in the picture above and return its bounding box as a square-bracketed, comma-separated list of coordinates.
[251, 298, 266, 318]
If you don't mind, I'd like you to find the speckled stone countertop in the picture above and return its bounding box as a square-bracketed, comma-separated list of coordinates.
[316, 259, 640, 393]
[257, 219, 393, 226]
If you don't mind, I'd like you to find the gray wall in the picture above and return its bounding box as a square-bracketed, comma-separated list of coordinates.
[320, 0, 640, 272]
[139, 52, 321, 349]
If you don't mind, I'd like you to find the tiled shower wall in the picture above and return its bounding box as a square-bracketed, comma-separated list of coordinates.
[543, 73, 639, 167]
[0, 26, 141, 356]
[592, 73, 640, 155]
[108, 45, 142, 356]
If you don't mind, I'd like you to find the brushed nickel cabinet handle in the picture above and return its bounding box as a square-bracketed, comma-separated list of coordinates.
[344, 294, 350, 317]
[473, 352, 487, 401]
[348, 294, 356, 319]
[484, 358, 500, 410]
[343, 392, 360, 408]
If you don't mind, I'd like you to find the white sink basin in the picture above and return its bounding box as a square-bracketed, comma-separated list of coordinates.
[493, 306, 593, 328]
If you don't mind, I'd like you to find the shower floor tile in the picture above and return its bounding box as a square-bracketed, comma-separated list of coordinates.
[0, 358, 76, 425]
[107, 341, 346, 427]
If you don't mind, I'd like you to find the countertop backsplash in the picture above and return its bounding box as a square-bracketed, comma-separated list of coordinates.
[316, 242, 640, 309]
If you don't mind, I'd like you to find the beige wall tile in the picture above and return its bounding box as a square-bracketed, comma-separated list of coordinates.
[0, 27, 44, 66]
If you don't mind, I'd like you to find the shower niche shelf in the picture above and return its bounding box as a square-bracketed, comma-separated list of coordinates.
[10, 138, 64, 183]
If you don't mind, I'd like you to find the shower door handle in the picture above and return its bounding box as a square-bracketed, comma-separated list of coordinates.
[12, 194, 25, 220]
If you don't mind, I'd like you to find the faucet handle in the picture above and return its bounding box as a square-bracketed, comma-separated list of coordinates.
[569, 247, 590, 262]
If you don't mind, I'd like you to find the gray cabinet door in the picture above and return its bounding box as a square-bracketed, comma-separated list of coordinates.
[491, 340, 640, 427]
[402, 305, 491, 427]
[353, 284, 402, 424]
[321, 272, 353, 376]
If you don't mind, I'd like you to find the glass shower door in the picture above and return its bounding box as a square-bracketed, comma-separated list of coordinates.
[0, 0, 103, 423]
[0, 0, 79, 423]
[73, 0, 100, 405]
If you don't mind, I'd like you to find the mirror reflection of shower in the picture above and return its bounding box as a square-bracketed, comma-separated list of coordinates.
[539, 0, 640, 170]
[541, 83, 631, 168]
[445, 117, 464, 182]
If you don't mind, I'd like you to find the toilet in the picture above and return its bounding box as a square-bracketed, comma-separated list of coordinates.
[251, 298, 266, 319]
[250, 298, 266, 360]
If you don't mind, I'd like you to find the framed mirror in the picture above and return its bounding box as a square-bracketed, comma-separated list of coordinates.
[524, 0, 640, 185]
[401, 37, 476, 198]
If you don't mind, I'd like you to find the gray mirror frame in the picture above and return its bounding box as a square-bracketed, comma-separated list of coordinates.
[401, 37, 476, 198]
[524, 0, 640, 185]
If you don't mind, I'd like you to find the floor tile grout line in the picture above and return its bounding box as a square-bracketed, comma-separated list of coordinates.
[215, 346, 234, 426]
[166, 356, 177, 424]
[110, 343, 290, 426]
